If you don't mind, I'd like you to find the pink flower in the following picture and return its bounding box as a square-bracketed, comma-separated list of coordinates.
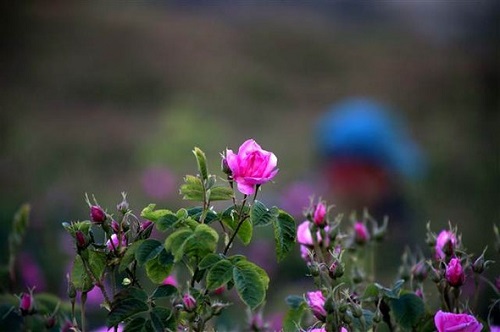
[490, 326, 500, 332]
[225, 139, 278, 195]
[183, 294, 197, 312]
[106, 234, 127, 251]
[354, 222, 370, 244]
[445, 257, 465, 287]
[19, 291, 35, 316]
[436, 230, 457, 260]
[434, 310, 482, 332]
[313, 202, 327, 227]
[90, 205, 106, 224]
[300, 245, 311, 261]
[162, 275, 178, 287]
[306, 291, 327, 321]
[297, 221, 328, 247]
[308, 329, 326, 332]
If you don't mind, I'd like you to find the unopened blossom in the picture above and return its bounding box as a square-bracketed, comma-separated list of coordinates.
[354, 222, 370, 245]
[313, 202, 327, 227]
[183, 294, 197, 312]
[106, 234, 127, 251]
[90, 205, 106, 224]
[19, 291, 35, 316]
[445, 257, 465, 287]
[306, 291, 327, 321]
[434, 310, 482, 332]
[225, 139, 278, 195]
[435, 230, 457, 260]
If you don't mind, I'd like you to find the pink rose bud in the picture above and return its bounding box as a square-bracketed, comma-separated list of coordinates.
[354, 222, 370, 245]
[75, 230, 89, 251]
[434, 310, 482, 332]
[435, 230, 457, 260]
[306, 291, 327, 321]
[328, 260, 344, 280]
[445, 257, 465, 287]
[106, 234, 127, 251]
[116, 194, 129, 214]
[19, 291, 35, 316]
[90, 205, 106, 224]
[313, 202, 327, 227]
[297, 221, 328, 247]
[225, 139, 278, 195]
[111, 220, 120, 233]
[411, 261, 428, 282]
[183, 294, 197, 312]
[213, 286, 225, 295]
[162, 275, 178, 287]
[221, 157, 232, 176]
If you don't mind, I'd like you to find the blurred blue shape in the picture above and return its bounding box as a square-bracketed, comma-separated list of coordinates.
[315, 97, 425, 180]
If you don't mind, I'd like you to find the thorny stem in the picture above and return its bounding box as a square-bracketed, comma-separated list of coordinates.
[223, 194, 249, 255]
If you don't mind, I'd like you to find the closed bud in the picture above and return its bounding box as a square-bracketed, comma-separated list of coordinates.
[445, 257, 465, 287]
[338, 303, 348, 313]
[354, 222, 370, 245]
[221, 157, 232, 176]
[67, 276, 77, 300]
[183, 294, 197, 312]
[45, 315, 56, 328]
[351, 304, 363, 318]
[472, 248, 489, 274]
[19, 291, 35, 316]
[90, 205, 106, 224]
[140, 220, 154, 239]
[313, 202, 327, 227]
[111, 220, 120, 233]
[308, 262, 321, 277]
[328, 260, 344, 280]
[75, 230, 89, 251]
[373, 310, 382, 323]
[116, 193, 129, 214]
[411, 261, 428, 282]
[428, 264, 442, 283]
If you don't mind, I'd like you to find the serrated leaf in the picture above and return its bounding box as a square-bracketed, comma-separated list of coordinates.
[221, 206, 252, 245]
[273, 210, 296, 261]
[145, 254, 173, 284]
[156, 213, 179, 232]
[152, 307, 176, 331]
[283, 302, 306, 332]
[233, 260, 267, 309]
[113, 287, 148, 303]
[199, 253, 222, 270]
[141, 204, 173, 222]
[389, 293, 425, 329]
[208, 186, 234, 201]
[187, 207, 218, 224]
[180, 175, 204, 201]
[182, 224, 219, 261]
[135, 240, 164, 266]
[152, 285, 177, 299]
[361, 283, 380, 301]
[193, 147, 208, 181]
[71, 252, 103, 292]
[124, 317, 146, 332]
[158, 249, 174, 266]
[376, 279, 405, 299]
[165, 228, 193, 263]
[251, 200, 279, 227]
[119, 240, 144, 273]
[150, 310, 164, 331]
[206, 259, 234, 290]
[107, 298, 149, 328]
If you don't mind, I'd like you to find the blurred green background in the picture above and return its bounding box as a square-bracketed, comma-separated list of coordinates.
[0, 1, 498, 329]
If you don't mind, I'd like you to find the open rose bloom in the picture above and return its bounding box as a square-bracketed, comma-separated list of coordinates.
[225, 139, 278, 195]
[434, 310, 482, 332]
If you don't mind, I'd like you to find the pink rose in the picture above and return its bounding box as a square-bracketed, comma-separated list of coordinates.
[354, 221, 370, 244]
[445, 257, 465, 287]
[225, 139, 278, 195]
[435, 230, 457, 260]
[313, 202, 327, 227]
[162, 275, 178, 287]
[297, 221, 329, 247]
[306, 291, 327, 321]
[434, 310, 482, 332]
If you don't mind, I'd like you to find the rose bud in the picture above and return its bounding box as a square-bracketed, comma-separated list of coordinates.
[116, 193, 129, 214]
[111, 220, 120, 233]
[313, 202, 327, 227]
[328, 260, 344, 280]
[183, 293, 197, 312]
[221, 156, 232, 177]
[45, 315, 56, 328]
[90, 205, 106, 224]
[306, 291, 327, 321]
[354, 222, 370, 245]
[445, 257, 465, 287]
[19, 291, 35, 316]
[435, 230, 457, 260]
[75, 230, 89, 251]
[411, 261, 428, 282]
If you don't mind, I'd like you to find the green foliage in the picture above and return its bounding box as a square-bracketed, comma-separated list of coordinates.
[151, 285, 177, 299]
[198, 253, 222, 270]
[145, 251, 173, 284]
[135, 239, 164, 266]
[250, 200, 279, 227]
[71, 250, 106, 292]
[182, 224, 219, 261]
[140, 204, 173, 222]
[206, 259, 234, 290]
[193, 147, 208, 181]
[107, 298, 149, 328]
[273, 210, 296, 261]
[164, 228, 193, 263]
[232, 260, 269, 309]
[180, 175, 204, 201]
[207, 186, 234, 201]
[119, 240, 143, 273]
[221, 206, 253, 245]
[389, 293, 425, 330]
[187, 207, 218, 224]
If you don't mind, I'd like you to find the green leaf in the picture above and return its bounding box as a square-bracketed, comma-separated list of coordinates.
[119, 240, 144, 273]
[165, 228, 193, 263]
[273, 210, 296, 261]
[221, 206, 253, 245]
[208, 186, 234, 201]
[283, 302, 306, 332]
[180, 175, 204, 201]
[389, 293, 425, 329]
[250, 200, 279, 227]
[193, 147, 208, 181]
[71, 251, 106, 292]
[141, 204, 173, 222]
[152, 285, 177, 299]
[233, 260, 267, 309]
[361, 283, 380, 301]
[107, 298, 149, 328]
[206, 259, 234, 290]
[156, 213, 179, 232]
[376, 279, 405, 299]
[114, 287, 148, 303]
[182, 224, 219, 261]
[285, 295, 305, 309]
[124, 317, 146, 332]
[199, 253, 222, 270]
[187, 207, 218, 224]
[152, 307, 176, 331]
[135, 240, 164, 266]
[145, 253, 173, 284]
